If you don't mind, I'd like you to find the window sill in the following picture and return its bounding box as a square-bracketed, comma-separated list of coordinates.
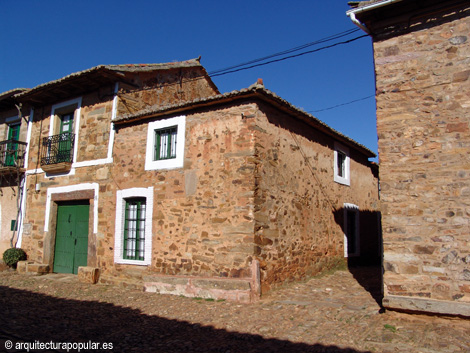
[42, 161, 72, 174]
[115, 259, 150, 266]
[334, 176, 350, 186]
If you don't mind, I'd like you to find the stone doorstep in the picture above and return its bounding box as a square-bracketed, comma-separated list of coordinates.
[383, 295, 470, 318]
[16, 261, 49, 275]
[143, 275, 257, 303]
[77, 266, 99, 284]
[16, 261, 31, 274]
[15, 263, 100, 284]
[98, 275, 145, 290]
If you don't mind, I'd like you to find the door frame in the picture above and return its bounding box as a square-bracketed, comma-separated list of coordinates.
[44, 189, 97, 273]
[53, 200, 90, 274]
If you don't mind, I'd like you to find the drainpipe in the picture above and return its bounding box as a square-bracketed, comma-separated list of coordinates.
[348, 11, 371, 34]
[346, 0, 405, 34]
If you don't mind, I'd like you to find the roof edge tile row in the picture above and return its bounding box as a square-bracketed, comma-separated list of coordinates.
[8, 57, 205, 100]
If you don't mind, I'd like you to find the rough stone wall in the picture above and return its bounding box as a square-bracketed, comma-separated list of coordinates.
[374, 10, 470, 306]
[77, 91, 115, 162]
[252, 103, 380, 292]
[20, 90, 380, 299]
[0, 107, 29, 254]
[117, 68, 218, 116]
[0, 189, 16, 254]
[99, 103, 258, 283]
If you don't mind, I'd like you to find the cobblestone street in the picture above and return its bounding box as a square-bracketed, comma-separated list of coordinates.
[0, 267, 469, 352]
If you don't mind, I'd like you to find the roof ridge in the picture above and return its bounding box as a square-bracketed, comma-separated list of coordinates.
[104, 57, 203, 72]
[0, 88, 29, 99]
[13, 58, 206, 99]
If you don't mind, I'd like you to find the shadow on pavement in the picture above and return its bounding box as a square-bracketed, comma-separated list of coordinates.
[0, 285, 371, 353]
[347, 265, 383, 309]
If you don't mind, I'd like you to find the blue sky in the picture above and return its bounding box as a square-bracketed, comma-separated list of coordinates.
[1, 0, 377, 158]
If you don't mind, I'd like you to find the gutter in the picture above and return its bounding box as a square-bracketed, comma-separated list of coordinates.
[346, 0, 405, 34]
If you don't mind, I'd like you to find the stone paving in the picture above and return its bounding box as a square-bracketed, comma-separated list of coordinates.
[0, 267, 469, 352]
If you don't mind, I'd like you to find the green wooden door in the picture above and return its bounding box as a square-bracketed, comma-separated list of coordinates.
[53, 203, 89, 274]
[6, 124, 20, 166]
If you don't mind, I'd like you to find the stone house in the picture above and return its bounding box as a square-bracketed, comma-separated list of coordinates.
[107, 80, 380, 301]
[2, 58, 218, 268]
[3, 59, 380, 302]
[347, 0, 470, 316]
[0, 89, 30, 254]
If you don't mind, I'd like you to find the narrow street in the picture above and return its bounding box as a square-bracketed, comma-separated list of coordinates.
[1, 267, 468, 352]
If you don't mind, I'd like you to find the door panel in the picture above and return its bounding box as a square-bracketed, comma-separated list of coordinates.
[53, 203, 89, 274]
[74, 206, 90, 274]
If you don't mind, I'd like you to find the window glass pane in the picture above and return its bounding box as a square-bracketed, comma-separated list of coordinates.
[154, 126, 177, 160]
[160, 132, 169, 159]
[60, 113, 73, 133]
[170, 128, 177, 158]
[337, 151, 345, 177]
[123, 198, 146, 260]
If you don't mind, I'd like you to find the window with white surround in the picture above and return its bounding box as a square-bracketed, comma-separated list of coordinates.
[334, 142, 350, 186]
[145, 116, 185, 171]
[41, 97, 82, 172]
[123, 198, 146, 260]
[114, 187, 153, 265]
[344, 203, 360, 257]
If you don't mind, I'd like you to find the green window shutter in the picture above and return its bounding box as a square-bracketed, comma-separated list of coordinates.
[154, 126, 177, 161]
[8, 124, 20, 140]
[6, 124, 20, 167]
[154, 129, 161, 161]
[123, 198, 146, 260]
[57, 113, 74, 163]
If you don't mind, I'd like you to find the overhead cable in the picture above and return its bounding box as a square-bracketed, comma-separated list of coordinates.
[209, 28, 360, 76]
[209, 34, 368, 78]
[309, 95, 375, 113]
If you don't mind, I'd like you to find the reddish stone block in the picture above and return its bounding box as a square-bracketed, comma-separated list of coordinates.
[446, 123, 468, 133]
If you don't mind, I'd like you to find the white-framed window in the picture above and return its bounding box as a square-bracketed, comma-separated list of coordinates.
[114, 187, 153, 265]
[47, 97, 82, 169]
[145, 115, 186, 171]
[344, 203, 360, 257]
[334, 142, 350, 186]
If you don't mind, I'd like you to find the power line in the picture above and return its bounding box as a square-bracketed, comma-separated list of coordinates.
[119, 29, 371, 117]
[209, 28, 360, 76]
[209, 34, 368, 78]
[309, 95, 375, 113]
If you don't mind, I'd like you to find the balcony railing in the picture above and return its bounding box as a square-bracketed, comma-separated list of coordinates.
[41, 133, 75, 173]
[0, 139, 27, 172]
